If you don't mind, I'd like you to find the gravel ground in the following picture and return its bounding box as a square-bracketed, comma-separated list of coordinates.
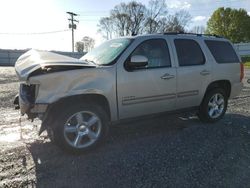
[0, 67, 250, 188]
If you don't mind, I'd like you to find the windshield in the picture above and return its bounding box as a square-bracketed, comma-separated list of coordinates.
[80, 38, 132, 65]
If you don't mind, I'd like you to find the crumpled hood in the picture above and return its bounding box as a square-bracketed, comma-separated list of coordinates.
[15, 49, 94, 81]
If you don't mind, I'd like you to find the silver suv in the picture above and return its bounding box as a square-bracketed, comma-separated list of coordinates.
[15, 33, 244, 153]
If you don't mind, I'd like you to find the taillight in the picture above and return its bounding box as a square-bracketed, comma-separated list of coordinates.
[240, 63, 244, 82]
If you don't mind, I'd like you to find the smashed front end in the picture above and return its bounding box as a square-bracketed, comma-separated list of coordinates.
[14, 49, 94, 121]
[18, 83, 48, 120]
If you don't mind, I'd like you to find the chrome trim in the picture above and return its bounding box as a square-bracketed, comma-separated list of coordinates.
[122, 90, 199, 106]
[177, 90, 199, 98]
[122, 93, 176, 105]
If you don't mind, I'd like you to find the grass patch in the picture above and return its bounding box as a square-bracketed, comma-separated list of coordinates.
[241, 56, 250, 68]
[244, 62, 250, 69]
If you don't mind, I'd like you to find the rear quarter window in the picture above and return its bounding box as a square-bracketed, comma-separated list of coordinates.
[205, 40, 240, 63]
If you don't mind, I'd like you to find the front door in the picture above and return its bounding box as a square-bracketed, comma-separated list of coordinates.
[117, 38, 177, 119]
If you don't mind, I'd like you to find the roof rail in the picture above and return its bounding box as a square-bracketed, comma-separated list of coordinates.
[202, 34, 223, 38]
[163, 32, 223, 38]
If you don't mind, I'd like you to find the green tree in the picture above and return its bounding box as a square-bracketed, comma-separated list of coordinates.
[206, 7, 250, 43]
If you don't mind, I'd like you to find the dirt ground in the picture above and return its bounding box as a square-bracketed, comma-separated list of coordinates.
[0, 67, 250, 188]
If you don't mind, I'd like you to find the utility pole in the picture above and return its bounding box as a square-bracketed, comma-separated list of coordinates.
[67, 12, 79, 52]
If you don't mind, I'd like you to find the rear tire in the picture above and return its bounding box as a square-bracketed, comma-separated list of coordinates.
[51, 102, 109, 154]
[198, 88, 228, 123]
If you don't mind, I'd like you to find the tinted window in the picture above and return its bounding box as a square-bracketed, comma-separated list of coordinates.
[174, 39, 205, 66]
[205, 40, 239, 63]
[131, 39, 171, 68]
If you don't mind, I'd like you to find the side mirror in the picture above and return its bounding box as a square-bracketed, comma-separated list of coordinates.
[128, 55, 148, 69]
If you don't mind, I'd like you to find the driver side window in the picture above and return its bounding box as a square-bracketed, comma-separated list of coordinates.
[131, 39, 171, 68]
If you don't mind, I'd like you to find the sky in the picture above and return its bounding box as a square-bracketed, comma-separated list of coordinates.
[0, 0, 249, 52]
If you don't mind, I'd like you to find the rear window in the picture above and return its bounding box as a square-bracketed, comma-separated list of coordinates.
[205, 40, 240, 63]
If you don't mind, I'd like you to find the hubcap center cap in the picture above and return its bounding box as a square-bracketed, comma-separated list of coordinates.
[78, 124, 87, 132]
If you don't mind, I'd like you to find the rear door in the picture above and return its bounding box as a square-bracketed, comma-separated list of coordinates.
[171, 37, 212, 109]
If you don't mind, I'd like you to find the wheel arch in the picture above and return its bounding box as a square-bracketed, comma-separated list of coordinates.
[203, 80, 231, 102]
[40, 93, 111, 134]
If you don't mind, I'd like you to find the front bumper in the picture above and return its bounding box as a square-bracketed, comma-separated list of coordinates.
[18, 84, 48, 119]
[19, 95, 48, 114]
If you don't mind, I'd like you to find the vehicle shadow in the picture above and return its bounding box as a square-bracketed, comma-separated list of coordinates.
[27, 113, 250, 188]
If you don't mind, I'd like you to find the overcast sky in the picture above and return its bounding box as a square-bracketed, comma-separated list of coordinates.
[0, 0, 249, 51]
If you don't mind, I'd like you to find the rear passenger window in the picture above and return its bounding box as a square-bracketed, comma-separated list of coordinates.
[205, 40, 240, 63]
[174, 39, 205, 66]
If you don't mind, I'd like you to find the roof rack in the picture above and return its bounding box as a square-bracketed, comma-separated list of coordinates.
[203, 34, 224, 38]
[163, 32, 223, 38]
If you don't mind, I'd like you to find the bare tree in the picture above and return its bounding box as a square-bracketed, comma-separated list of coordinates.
[175, 10, 192, 29]
[127, 1, 146, 35]
[97, 1, 192, 38]
[164, 10, 191, 32]
[191, 25, 206, 34]
[110, 1, 146, 36]
[144, 0, 168, 33]
[75, 41, 84, 52]
[164, 16, 184, 32]
[82, 36, 95, 52]
[110, 3, 130, 36]
[98, 1, 146, 38]
[98, 17, 114, 40]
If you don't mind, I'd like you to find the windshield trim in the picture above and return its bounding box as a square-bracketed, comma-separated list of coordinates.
[103, 38, 134, 66]
[81, 38, 134, 66]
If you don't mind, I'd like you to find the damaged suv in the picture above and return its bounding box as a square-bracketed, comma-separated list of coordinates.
[15, 33, 244, 153]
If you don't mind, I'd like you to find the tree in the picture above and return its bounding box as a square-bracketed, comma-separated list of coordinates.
[206, 7, 250, 43]
[144, 0, 168, 33]
[98, 17, 114, 40]
[82, 36, 95, 52]
[98, 0, 192, 38]
[75, 41, 84, 52]
[75, 36, 95, 52]
[164, 10, 191, 32]
[127, 1, 146, 35]
[191, 25, 206, 34]
[110, 1, 146, 36]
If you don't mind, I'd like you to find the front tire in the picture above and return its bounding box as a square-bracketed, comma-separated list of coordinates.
[198, 88, 228, 123]
[52, 103, 109, 154]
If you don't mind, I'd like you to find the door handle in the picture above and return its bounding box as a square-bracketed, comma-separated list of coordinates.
[200, 70, 210, 76]
[161, 73, 175, 80]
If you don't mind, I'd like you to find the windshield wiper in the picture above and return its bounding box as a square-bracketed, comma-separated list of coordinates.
[83, 59, 97, 65]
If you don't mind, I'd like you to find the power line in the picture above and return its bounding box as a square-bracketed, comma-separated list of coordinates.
[79, 19, 100, 21]
[0, 30, 70, 35]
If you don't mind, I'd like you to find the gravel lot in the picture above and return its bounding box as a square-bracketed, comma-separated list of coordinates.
[0, 67, 250, 188]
